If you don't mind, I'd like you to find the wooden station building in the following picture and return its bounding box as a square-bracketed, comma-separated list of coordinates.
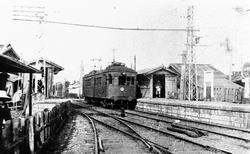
[29, 58, 64, 100]
[137, 65, 178, 98]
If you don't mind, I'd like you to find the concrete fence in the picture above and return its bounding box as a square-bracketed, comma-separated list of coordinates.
[0, 100, 72, 154]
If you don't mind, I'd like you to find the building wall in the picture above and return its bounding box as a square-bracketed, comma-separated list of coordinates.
[137, 74, 151, 98]
[165, 76, 177, 98]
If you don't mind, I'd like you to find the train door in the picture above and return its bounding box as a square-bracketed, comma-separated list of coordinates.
[153, 74, 165, 98]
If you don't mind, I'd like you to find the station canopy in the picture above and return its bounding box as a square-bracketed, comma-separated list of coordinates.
[0, 54, 40, 73]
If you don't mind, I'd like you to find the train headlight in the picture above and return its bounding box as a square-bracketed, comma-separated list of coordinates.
[120, 87, 124, 92]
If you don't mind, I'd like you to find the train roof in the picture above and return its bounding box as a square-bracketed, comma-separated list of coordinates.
[83, 62, 136, 78]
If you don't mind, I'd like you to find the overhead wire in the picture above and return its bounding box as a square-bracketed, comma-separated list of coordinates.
[13, 18, 199, 32]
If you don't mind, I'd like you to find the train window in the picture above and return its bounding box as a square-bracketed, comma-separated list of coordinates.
[108, 74, 112, 84]
[119, 73, 126, 85]
[126, 77, 131, 85]
[103, 75, 107, 85]
[131, 77, 135, 85]
[85, 79, 91, 86]
[95, 77, 102, 86]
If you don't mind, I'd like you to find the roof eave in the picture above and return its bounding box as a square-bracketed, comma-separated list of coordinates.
[0, 54, 40, 73]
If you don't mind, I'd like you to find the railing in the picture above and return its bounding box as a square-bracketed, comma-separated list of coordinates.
[0, 101, 72, 154]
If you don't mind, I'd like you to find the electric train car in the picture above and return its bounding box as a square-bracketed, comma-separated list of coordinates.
[82, 62, 137, 109]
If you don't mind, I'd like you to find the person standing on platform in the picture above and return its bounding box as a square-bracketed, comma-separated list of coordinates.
[155, 80, 162, 98]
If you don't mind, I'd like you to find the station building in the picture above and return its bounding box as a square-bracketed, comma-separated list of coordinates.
[137, 63, 243, 103]
[137, 65, 178, 98]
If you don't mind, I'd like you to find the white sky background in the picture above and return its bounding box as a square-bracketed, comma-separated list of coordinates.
[0, 0, 250, 82]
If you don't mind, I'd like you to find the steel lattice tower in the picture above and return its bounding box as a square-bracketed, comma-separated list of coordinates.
[183, 6, 198, 101]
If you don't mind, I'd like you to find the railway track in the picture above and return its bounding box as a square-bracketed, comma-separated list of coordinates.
[127, 109, 250, 142]
[77, 112, 100, 154]
[74, 106, 170, 154]
[72, 102, 232, 154]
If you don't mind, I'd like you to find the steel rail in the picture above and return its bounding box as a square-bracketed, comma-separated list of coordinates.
[74, 105, 169, 154]
[73, 103, 231, 153]
[113, 115, 232, 154]
[125, 110, 250, 142]
[77, 111, 100, 154]
[134, 110, 250, 133]
[89, 115, 171, 154]
[74, 104, 154, 150]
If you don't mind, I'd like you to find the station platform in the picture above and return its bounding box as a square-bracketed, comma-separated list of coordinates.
[136, 98, 250, 129]
[31, 99, 72, 114]
[137, 98, 250, 112]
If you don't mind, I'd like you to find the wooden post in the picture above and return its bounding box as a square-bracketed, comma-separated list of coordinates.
[28, 116, 35, 154]
[44, 59, 47, 99]
[29, 73, 33, 116]
[150, 74, 153, 98]
[40, 111, 44, 144]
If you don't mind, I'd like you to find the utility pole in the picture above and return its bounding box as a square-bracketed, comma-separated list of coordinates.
[91, 58, 102, 70]
[79, 61, 84, 98]
[221, 38, 233, 80]
[112, 48, 116, 63]
[134, 55, 136, 71]
[183, 6, 198, 101]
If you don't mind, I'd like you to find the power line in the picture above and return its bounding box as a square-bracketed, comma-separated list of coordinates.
[13, 9, 45, 14]
[13, 18, 199, 32]
[13, 5, 45, 9]
[13, 14, 45, 19]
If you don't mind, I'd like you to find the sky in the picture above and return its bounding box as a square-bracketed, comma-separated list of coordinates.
[1, 0, 250, 82]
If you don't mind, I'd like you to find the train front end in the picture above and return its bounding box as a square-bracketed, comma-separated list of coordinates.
[106, 63, 137, 109]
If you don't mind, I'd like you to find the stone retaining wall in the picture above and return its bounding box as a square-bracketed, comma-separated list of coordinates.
[136, 99, 250, 129]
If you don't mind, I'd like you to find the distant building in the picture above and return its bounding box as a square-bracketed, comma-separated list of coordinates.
[68, 81, 80, 98]
[29, 58, 64, 100]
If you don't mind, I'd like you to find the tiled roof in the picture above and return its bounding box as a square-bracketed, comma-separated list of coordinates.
[169, 63, 226, 77]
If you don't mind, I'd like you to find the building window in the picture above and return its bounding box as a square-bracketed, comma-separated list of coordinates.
[108, 74, 112, 84]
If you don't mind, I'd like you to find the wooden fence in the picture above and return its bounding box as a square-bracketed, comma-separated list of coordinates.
[0, 101, 72, 154]
[176, 87, 243, 103]
[197, 87, 243, 103]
